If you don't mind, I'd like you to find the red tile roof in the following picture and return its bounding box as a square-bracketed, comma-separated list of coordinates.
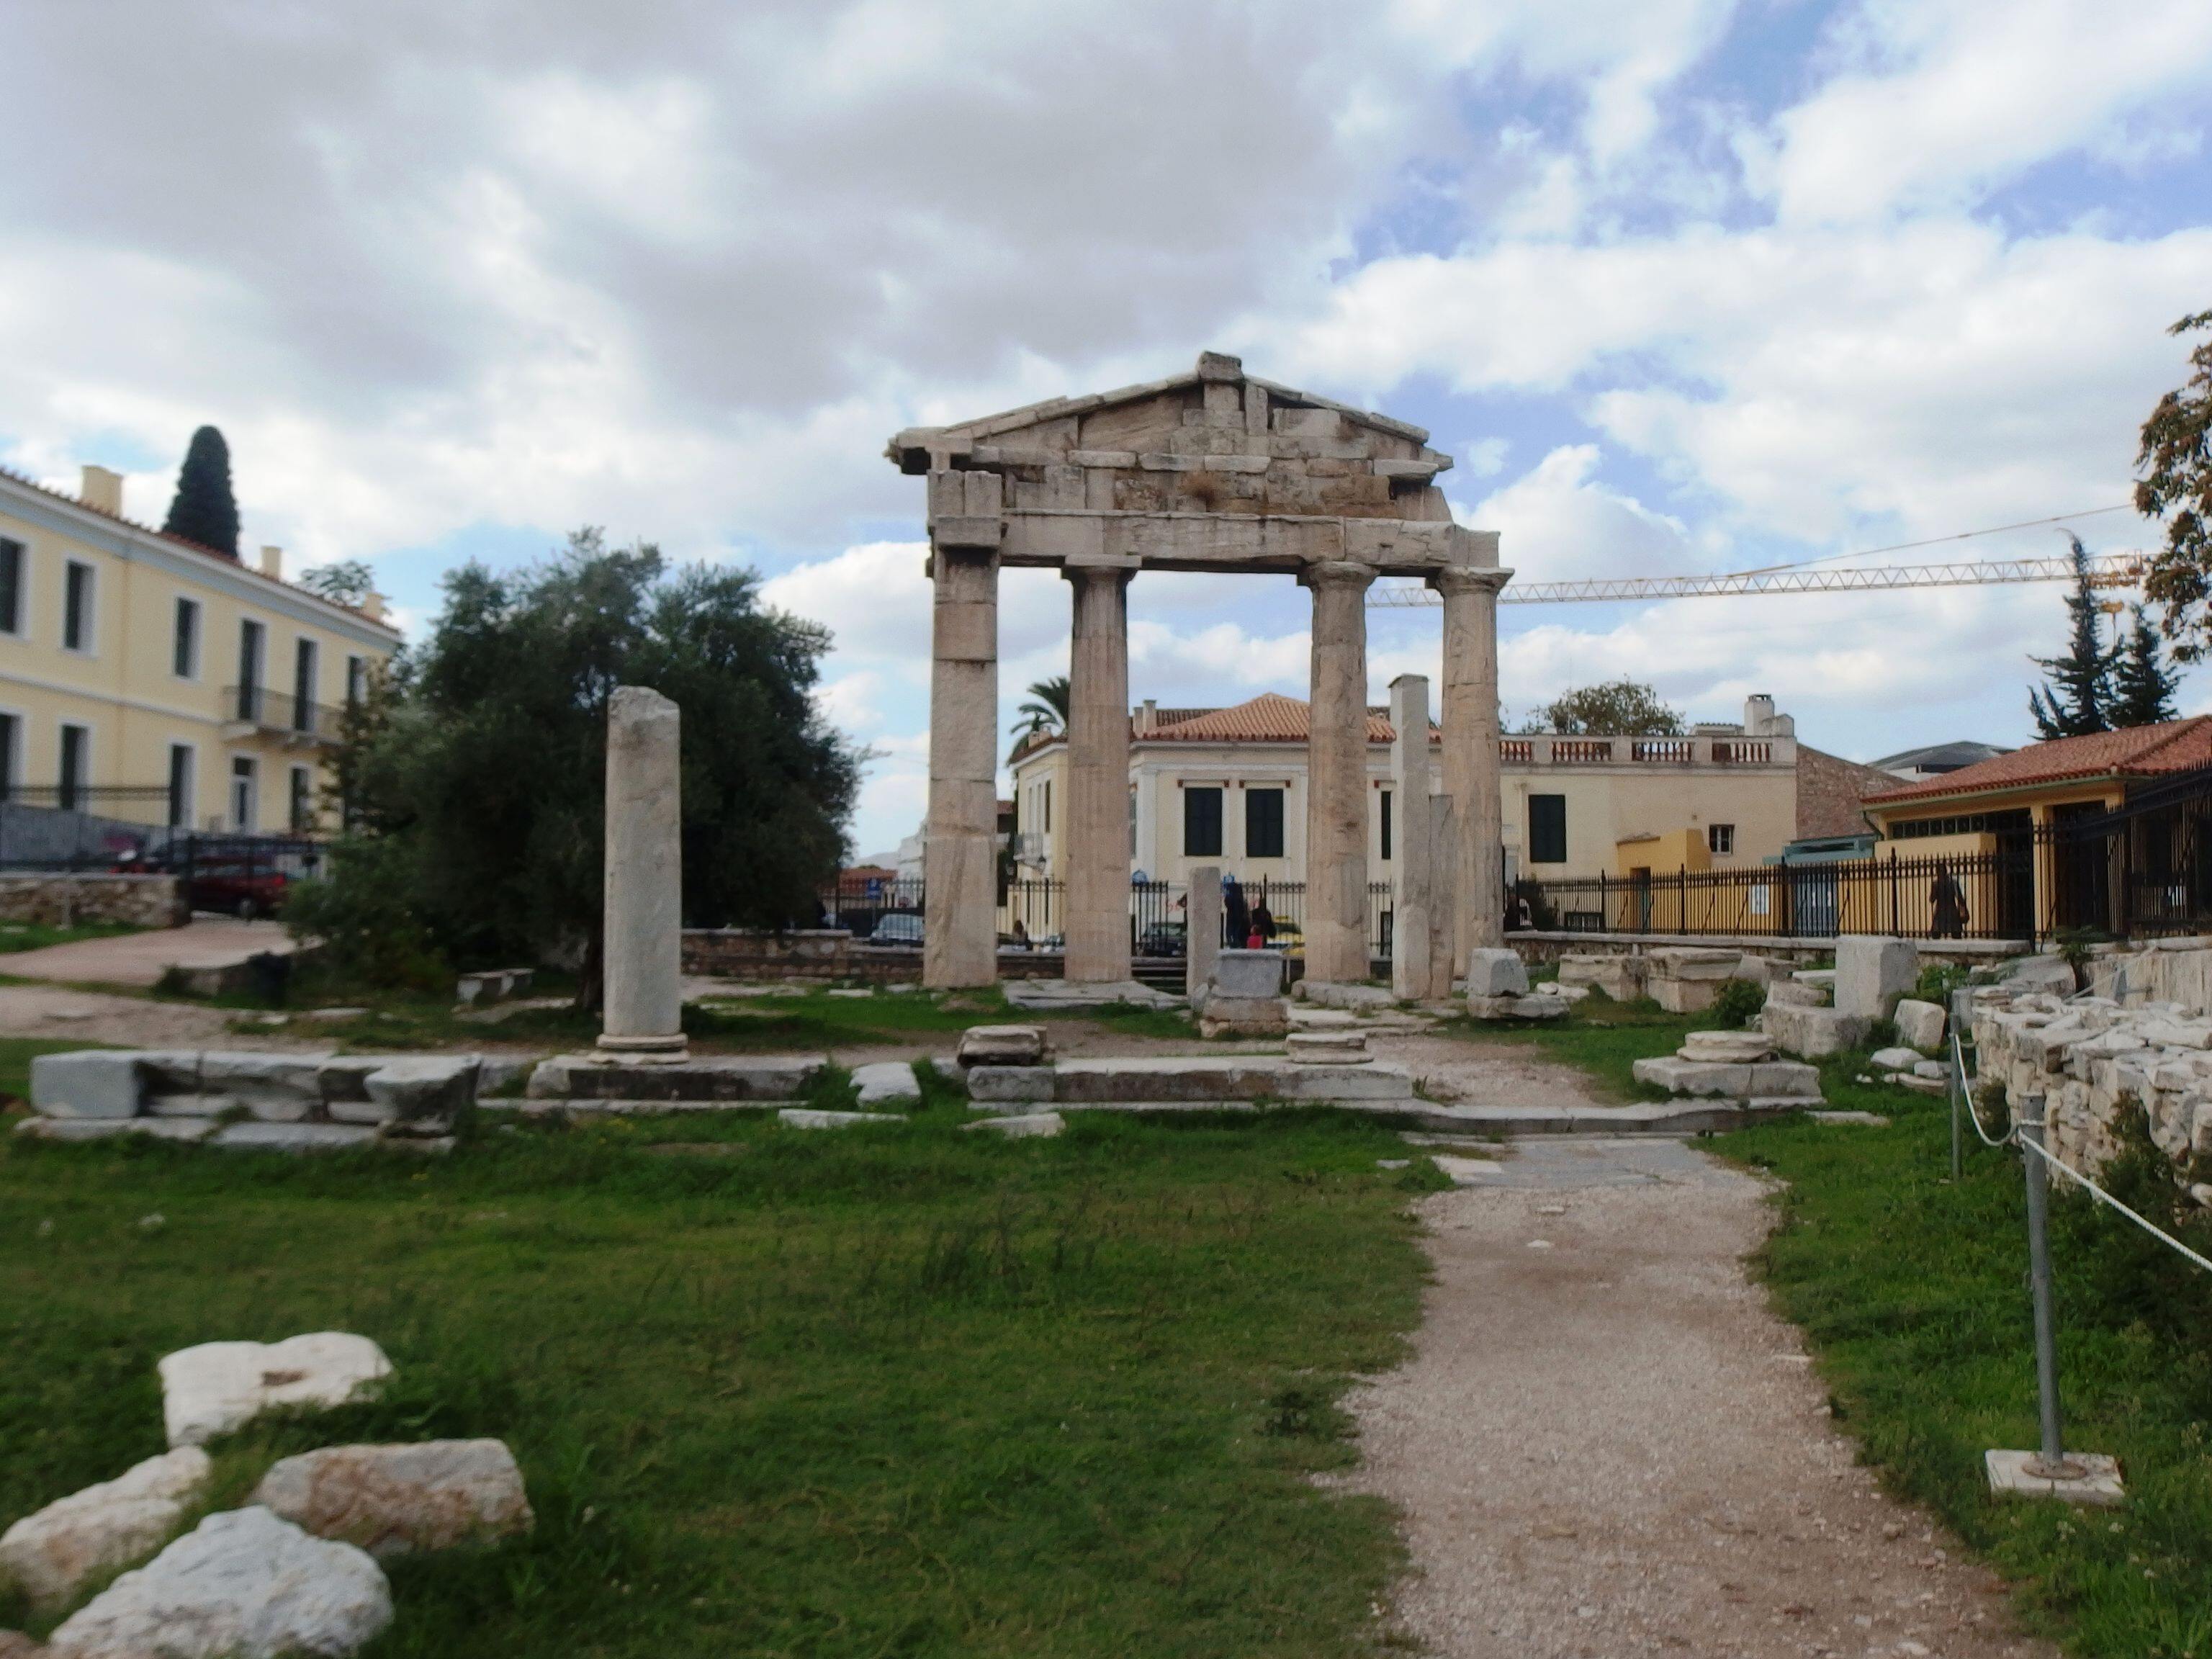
[1863, 717, 2212, 806]
[1147, 693, 1429, 743]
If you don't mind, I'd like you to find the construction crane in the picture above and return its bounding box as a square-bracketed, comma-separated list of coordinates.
[1367, 549, 2149, 607]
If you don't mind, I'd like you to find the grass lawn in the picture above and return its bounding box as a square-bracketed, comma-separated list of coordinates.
[0, 921, 147, 956]
[1444, 1001, 2212, 1657]
[0, 1084, 1444, 1657]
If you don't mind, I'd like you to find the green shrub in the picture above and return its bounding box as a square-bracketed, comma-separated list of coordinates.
[1709, 977, 1766, 1029]
[282, 839, 448, 992]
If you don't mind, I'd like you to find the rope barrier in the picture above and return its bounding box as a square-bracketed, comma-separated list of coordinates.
[1950, 1033, 2016, 1148]
[2017, 1135, 2212, 1278]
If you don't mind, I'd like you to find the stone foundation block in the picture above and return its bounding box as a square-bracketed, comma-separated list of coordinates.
[1556, 954, 1648, 1002]
[30, 1051, 143, 1118]
[1894, 998, 1947, 1053]
[965, 1065, 1056, 1102]
[1197, 996, 1289, 1038]
[1210, 949, 1286, 1000]
[1465, 948, 1529, 997]
[1836, 936, 1919, 1019]
[1762, 1003, 1871, 1058]
[1765, 980, 1827, 1009]
[1298, 982, 1396, 1012]
[851, 1062, 923, 1106]
[1632, 1057, 1754, 1097]
[1869, 1046, 1921, 1071]
[955, 1025, 1049, 1066]
[1652, 977, 1723, 1015]
[1650, 947, 1743, 981]
[1467, 994, 1570, 1020]
[526, 1053, 824, 1101]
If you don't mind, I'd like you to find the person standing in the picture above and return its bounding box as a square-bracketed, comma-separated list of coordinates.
[1223, 873, 1250, 952]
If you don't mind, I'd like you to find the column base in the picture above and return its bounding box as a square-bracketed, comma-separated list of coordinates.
[591, 1033, 691, 1064]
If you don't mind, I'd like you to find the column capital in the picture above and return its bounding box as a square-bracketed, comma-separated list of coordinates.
[1427, 565, 1514, 597]
[1061, 560, 1136, 588]
[1299, 558, 1378, 592]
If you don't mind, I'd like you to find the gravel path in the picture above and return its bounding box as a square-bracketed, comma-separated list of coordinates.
[1346, 1136, 2054, 1658]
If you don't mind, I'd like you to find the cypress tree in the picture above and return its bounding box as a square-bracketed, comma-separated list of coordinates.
[2028, 534, 2118, 739]
[2110, 603, 2181, 727]
[161, 425, 240, 557]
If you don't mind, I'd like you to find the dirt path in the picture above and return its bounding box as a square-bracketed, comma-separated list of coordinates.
[1, 917, 292, 987]
[1349, 1136, 2054, 1658]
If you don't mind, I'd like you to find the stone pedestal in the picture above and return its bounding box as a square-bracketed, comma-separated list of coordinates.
[1065, 565, 1133, 984]
[1303, 560, 1375, 984]
[598, 686, 685, 1058]
[1388, 675, 1437, 1001]
[1431, 565, 1511, 971]
[923, 505, 1002, 989]
[1186, 863, 1221, 1004]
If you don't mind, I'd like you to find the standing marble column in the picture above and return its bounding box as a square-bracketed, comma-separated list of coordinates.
[924, 544, 1001, 988]
[1388, 674, 1436, 1002]
[1064, 565, 1133, 983]
[598, 685, 686, 1058]
[1303, 559, 1376, 984]
[1186, 863, 1221, 1004]
[1431, 565, 1512, 966]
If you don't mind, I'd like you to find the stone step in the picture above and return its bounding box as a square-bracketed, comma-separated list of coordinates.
[526, 1053, 824, 1102]
[1285, 1031, 1370, 1064]
[1048, 1056, 1412, 1103]
[1631, 1056, 1823, 1100]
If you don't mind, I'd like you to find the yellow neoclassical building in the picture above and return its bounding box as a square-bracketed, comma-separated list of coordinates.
[0, 463, 401, 835]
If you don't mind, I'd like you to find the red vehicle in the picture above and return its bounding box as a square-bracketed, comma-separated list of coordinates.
[113, 843, 296, 920]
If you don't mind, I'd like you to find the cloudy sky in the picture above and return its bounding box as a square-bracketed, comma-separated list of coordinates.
[5, 0, 2209, 855]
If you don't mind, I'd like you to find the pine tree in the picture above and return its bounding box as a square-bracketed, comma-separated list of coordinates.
[2028, 534, 2118, 739]
[2110, 603, 2181, 727]
[161, 426, 240, 557]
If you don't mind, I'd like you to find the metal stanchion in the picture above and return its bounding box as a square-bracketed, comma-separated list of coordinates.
[2017, 1094, 2080, 1480]
[1948, 986, 1972, 1180]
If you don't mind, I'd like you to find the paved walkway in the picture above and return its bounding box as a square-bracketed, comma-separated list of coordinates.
[1347, 1134, 2054, 1658]
[0, 918, 292, 988]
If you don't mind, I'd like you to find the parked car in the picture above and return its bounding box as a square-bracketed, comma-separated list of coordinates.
[115, 846, 290, 920]
[1135, 922, 1187, 958]
[868, 912, 925, 948]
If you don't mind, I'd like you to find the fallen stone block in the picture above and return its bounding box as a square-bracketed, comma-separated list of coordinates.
[17, 1117, 215, 1145]
[1893, 998, 1947, 1053]
[0, 1447, 212, 1610]
[1649, 947, 1743, 982]
[1287, 1007, 1357, 1029]
[1792, 968, 1837, 989]
[1050, 1056, 1412, 1103]
[1885, 1071, 1948, 1096]
[355, 1056, 479, 1134]
[1196, 995, 1289, 1038]
[1679, 1030, 1775, 1064]
[1465, 948, 1529, 997]
[46, 1506, 391, 1659]
[776, 1109, 902, 1130]
[1632, 1057, 1753, 1097]
[29, 1051, 143, 1119]
[1285, 1030, 1369, 1064]
[212, 1123, 382, 1154]
[1467, 994, 1570, 1021]
[1298, 982, 1396, 1012]
[1762, 1003, 1871, 1058]
[159, 1332, 394, 1448]
[1651, 976, 1725, 1015]
[1531, 981, 1591, 1002]
[526, 1053, 824, 1102]
[1556, 954, 1647, 1001]
[964, 1065, 1056, 1103]
[850, 1062, 923, 1106]
[2003, 955, 2080, 995]
[1210, 949, 1285, 1001]
[963, 1111, 1065, 1138]
[1912, 1059, 1950, 1081]
[1764, 979, 1827, 1009]
[199, 1053, 333, 1123]
[1749, 1063, 1823, 1099]
[251, 1440, 532, 1559]
[1835, 936, 1919, 1020]
[954, 1025, 1048, 1066]
[1869, 1046, 1922, 1071]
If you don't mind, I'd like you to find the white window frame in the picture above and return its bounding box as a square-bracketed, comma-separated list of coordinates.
[228, 754, 258, 832]
[60, 559, 96, 655]
[1708, 822, 1735, 855]
[0, 536, 27, 640]
[173, 595, 202, 680]
[167, 741, 198, 830]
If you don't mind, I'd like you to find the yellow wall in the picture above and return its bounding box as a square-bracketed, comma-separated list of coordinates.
[0, 481, 400, 835]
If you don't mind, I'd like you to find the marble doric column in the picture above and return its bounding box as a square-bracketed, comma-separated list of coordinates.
[598, 685, 686, 1058]
[1431, 565, 1512, 965]
[1388, 673, 1437, 1002]
[1302, 559, 1376, 984]
[924, 544, 1001, 988]
[1064, 564, 1133, 983]
[1186, 863, 1221, 1004]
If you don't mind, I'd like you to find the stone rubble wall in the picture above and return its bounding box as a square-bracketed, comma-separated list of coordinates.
[0, 873, 186, 929]
[1969, 984, 2212, 1195]
[2084, 938, 2212, 1015]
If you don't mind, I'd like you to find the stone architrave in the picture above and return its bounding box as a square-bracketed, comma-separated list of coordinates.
[1303, 560, 1376, 984]
[1388, 674, 1437, 1001]
[597, 686, 685, 1058]
[1065, 565, 1134, 984]
[1431, 565, 1511, 970]
[923, 469, 1004, 990]
[1186, 863, 1222, 1004]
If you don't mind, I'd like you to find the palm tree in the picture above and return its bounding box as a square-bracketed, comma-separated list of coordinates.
[1009, 675, 1071, 739]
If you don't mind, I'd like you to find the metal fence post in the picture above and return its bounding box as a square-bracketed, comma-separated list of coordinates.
[2017, 1092, 2080, 1480]
[1948, 986, 1972, 1180]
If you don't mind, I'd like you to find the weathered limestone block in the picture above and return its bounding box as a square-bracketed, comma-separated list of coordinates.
[1298, 981, 1395, 1012]
[1762, 1003, 1871, 1058]
[1750, 1063, 1824, 1099]
[251, 1441, 532, 1559]
[1467, 994, 1570, 1021]
[1652, 977, 1724, 1015]
[1835, 936, 1920, 1020]
[16, 1117, 215, 1145]
[1632, 1057, 1753, 1097]
[211, 1123, 382, 1154]
[955, 1025, 1048, 1066]
[159, 1334, 393, 1449]
[30, 1052, 143, 1119]
[0, 1448, 212, 1609]
[1197, 997, 1290, 1038]
[526, 1054, 823, 1101]
[1465, 948, 1528, 997]
[1893, 999, 1947, 1053]
[1679, 1030, 1775, 1064]
[963, 1066, 1056, 1103]
[1869, 1046, 1922, 1071]
[1213, 949, 1286, 1000]
[1557, 953, 1648, 1002]
[1286, 1030, 1369, 1064]
[851, 1062, 923, 1106]
[198, 1053, 331, 1123]
[777, 1110, 902, 1130]
[46, 1507, 390, 1659]
[1048, 1056, 1411, 1103]
[330, 1057, 479, 1135]
[1649, 947, 1743, 981]
[1532, 981, 1591, 1003]
[963, 1111, 1065, 1138]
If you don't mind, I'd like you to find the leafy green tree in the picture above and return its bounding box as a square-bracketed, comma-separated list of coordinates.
[2139, 309, 2212, 661]
[2028, 534, 2118, 739]
[295, 530, 860, 1002]
[2110, 603, 2181, 727]
[298, 558, 375, 607]
[1010, 675, 1071, 739]
[161, 426, 240, 557]
[1519, 680, 1684, 736]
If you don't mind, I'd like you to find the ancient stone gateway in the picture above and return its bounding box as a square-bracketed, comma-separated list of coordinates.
[887, 352, 1510, 992]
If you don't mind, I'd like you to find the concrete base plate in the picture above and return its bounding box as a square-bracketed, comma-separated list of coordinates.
[1984, 1449, 2125, 1506]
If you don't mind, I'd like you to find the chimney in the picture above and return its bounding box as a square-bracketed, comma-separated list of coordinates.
[1743, 693, 1776, 734]
[363, 590, 387, 622]
[1140, 698, 1157, 734]
[78, 465, 124, 516]
[259, 545, 284, 580]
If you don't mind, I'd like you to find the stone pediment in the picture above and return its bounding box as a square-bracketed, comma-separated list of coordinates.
[887, 351, 1460, 531]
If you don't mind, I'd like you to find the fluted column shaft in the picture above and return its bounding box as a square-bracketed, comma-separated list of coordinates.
[1064, 565, 1133, 983]
[1431, 565, 1512, 966]
[924, 547, 1000, 988]
[1303, 559, 1376, 984]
